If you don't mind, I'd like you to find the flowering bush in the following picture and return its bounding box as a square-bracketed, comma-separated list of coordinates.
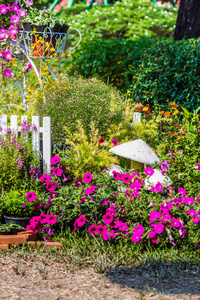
[0, 121, 40, 190]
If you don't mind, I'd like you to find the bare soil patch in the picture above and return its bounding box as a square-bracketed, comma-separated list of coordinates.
[0, 252, 199, 300]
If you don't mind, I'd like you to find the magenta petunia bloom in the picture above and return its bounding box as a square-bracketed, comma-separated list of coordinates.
[112, 139, 119, 146]
[151, 235, 159, 243]
[45, 213, 58, 225]
[96, 225, 108, 235]
[88, 224, 97, 236]
[102, 231, 114, 241]
[101, 199, 109, 206]
[85, 185, 96, 195]
[76, 215, 86, 227]
[187, 209, 197, 217]
[159, 160, 170, 173]
[3, 68, 12, 78]
[154, 223, 164, 234]
[16, 8, 27, 17]
[39, 213, 49, 224]
[134, 224, 144, 234]
[52, 167, 63, 177]
[0, 29, 7, 41]
[160, 201, 172, 211]
[83, 173, 93, 183]
[50, 155, 60, 165]
[161, 211, 171, 223]
[182, 197, 195, 205]
[148, 230, 156, 238]
[46, 182, 57, 192]
[10, 14, 20, 24]
[102, 212, 114, 224]
[75, 178, 83, 186]
[118, 222, 128, 231]
[192, 216, 200, 224]
[25, 191, 37, 202]
[171, 218, 180, 228]
[12, 4, 20, 11]
[25, 0, 33, 7]
[44, 236, 51, 242]
[0, 4, 8, 14]
[131, 232, 142, 242]
[197, 163, 200, 170]
[112, 170, 121, 180]
[30, 216, 40, 227]
[38, 173, 51, 183]
[197, 195, 200, 204]
[8, 25, 18, 36]
[149, 210, 160, 223]
[151, 182, 163, 193]
[178, 187, 187, 196]
[121, 173, 133, 184]
[144, 167, 154, 176]
[4, 49, 12, 62]
[98, 138, 105, 145]
[167, 149, 177, 157]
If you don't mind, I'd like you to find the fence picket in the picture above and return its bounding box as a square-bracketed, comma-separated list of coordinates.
[43, 117, 51, 173]
[11, 115, 18, 137]
[32, 116, 40, 158]
[0, 114, 7, 135]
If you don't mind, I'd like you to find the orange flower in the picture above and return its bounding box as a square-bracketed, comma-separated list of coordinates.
[170, 102, 175, 106]
[169, 132, 174, 136]
[174, 105, 178, 108]
[159, 111, 164, 115]
[165, 112, 170, 117]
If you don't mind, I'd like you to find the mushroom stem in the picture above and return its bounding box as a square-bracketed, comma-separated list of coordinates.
[131, 161, 144, 171]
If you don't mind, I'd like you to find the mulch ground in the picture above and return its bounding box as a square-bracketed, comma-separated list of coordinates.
[0, 253, 199, 300]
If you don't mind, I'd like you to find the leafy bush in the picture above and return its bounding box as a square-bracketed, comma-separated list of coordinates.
[131, 39, 200, 110]
[37, 76, 126, 141]
[60, 0, 177, 40]
[67, 38, 157, 92]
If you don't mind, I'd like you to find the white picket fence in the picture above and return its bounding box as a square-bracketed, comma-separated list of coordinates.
[0, 115, 51, 173]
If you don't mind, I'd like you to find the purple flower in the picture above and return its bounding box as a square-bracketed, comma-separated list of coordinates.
[45, 226, 54, 235]
[21, 201, 26, 210]
[159, 160, 170, 173]
[178, 187, 187, 196]
[16, 158, 23, 169]
[197, 163, 200, 170]
[167, 149, 177, 157]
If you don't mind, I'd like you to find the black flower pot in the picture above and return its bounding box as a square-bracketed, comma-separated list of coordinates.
[4, 215, 31, 229]
[22, 22, 33, 32]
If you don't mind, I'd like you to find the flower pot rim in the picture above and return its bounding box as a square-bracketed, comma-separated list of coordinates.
[4, 215, 31, 220]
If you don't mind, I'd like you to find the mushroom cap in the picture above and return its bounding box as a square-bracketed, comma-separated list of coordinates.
[109, 139, 160, 165]
[144, 169, 172, 190]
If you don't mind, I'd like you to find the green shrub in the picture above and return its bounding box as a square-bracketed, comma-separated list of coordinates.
[37, 76, 126, 142]
[60, 0, 177, 41]
[131, 38, 200, 110]
[67, 38, 157, 92]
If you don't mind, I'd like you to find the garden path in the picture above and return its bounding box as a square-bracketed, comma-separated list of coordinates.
[0, 253, 199, 300]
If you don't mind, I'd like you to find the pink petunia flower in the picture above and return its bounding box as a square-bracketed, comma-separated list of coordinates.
[38, 174, 51, 183]
[12, 4, 20, 11]
[0, 29, 7, 40]
[148, 230, 156, 238]
[112, 139, 119, 146]
[144, 167, 154, 176]
[4, 49, 12, 62]
[52, 167, 63, 177]
[167, 149, 177, 157]
[192, 216, 200, 224]
[151, 182, 163, 193]
[98, 138, 105, 145]
[8, 25, 18, 36]
[10, 14, 20, 24]
[0, 4, 8, 14]
[88, 224, 97, 236]
[151, 235, 159, 243]
[160, 201, 172, 211]
[39, 212, 49, 224]
[182, 197, 195, 205]
[46, 182, 57, 192]
[85, 185, 96, 195]
[197, 163, 200, 170]
[149, 210, 160, 223]
[50, 155, 60, 165]
[102, 212, 114, 224]
[3, 68, 12, 78]
[178, 187, 187, 196]
[101, 199, 109, 206]
[25, 191, 37, 202]
[96, 225, 108, 235]
[102, 230, 115, 241]
[83, 173, 93, 183]
[187, 209, 197, 217]
[154, 223, 164, 234]
[112, 170, 121, 180]
[118, 222, 128, 231]
[134, 224, 144, 234]
[25, 0, 33, 7]
[131, 232, 142, 242]
[121, 173, 132, 184]
[16, 9, 27, 17]
[171, 218, 180, 228]
[45, 213, 58, 225]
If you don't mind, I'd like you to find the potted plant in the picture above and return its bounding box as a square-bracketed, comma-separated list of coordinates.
[1, 190, 38, 229]
[21, 7, 69, 57]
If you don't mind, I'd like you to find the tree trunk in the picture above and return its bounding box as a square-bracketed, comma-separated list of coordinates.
[174, 0, 200, 40]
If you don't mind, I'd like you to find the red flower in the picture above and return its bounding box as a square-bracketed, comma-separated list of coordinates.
[169, 132, 174, 136]
[137, 107, 142, 111]
[180, 131, 185, 135]
[146, 110, 150, 114]
[174, 124, 179, 127]
[176, 137, 181, 141]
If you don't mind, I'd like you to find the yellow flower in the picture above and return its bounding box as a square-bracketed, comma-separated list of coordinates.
[67, 53, 71, 57]
[159, 111, 164, 115]
[143, 106, 149, 112]
[173, 110, 179, 115]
